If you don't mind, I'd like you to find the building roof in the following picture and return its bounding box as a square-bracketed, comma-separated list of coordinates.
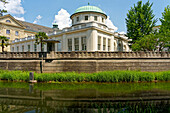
[18, 20, 54, 33]
[71, 5, 107, 18]
[0, 14, 54, 33]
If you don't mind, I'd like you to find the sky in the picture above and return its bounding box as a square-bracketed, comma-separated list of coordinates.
[0, 0, 169, 33]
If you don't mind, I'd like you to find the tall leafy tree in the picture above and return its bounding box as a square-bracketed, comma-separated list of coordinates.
[126, 1, 157, 43]
[158, 5, 170, 51]
[0, 0, 7, 16]
[160, 5, 170, 31]
[0, 36, 9, 52]
[35, 32, 48, 52]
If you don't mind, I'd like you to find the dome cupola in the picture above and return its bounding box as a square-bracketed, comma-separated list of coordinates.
[71, 5, 107, 18]
[70, 5, 107, 25]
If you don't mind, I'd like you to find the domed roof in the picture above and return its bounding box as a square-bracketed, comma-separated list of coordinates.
[71, 5, 107, 18]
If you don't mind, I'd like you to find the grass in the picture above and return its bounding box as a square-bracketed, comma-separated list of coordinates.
[0, 70, 170, 83]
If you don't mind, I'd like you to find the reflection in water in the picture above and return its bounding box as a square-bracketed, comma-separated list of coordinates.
[0, 82, 169, 113]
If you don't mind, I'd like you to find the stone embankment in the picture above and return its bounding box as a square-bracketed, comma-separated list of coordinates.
[0, 52, 169, 73]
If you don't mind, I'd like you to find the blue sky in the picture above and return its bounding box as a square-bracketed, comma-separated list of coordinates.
[1, 0, 170, 33]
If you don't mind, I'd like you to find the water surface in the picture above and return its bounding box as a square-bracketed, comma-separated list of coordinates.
[0, 82, 170, 113]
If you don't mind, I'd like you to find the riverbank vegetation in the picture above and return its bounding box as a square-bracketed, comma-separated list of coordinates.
[0, 70, 169, 83]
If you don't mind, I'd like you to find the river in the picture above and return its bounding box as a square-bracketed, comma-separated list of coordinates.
[0, 82, 170, 113]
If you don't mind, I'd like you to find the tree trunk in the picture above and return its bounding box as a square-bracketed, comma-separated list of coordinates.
[41, 38, 43, 52]
[2, 40, 4, 52]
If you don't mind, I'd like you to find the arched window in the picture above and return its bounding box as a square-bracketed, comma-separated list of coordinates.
[6, 20, 11, 23]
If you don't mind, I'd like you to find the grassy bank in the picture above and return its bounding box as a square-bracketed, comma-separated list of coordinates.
[0, 70, 170, 83]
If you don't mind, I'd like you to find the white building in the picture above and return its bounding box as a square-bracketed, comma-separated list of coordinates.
[10, 5, 131, 52]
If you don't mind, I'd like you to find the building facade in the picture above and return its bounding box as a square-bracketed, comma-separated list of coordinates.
[0, 14, 53, 52]
[10, 5, 131, 52]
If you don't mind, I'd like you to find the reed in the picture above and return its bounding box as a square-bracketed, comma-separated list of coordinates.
[0, 70, 169, 83]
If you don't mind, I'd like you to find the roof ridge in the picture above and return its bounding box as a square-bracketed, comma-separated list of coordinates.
[18, 20, 53, 29]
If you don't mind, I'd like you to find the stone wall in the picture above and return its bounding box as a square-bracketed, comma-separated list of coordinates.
[0, 52, 169, 73]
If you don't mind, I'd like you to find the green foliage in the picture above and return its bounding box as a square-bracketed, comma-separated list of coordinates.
[131, 33, 157, 51]
[0, 70, 29, 81]
[0, 0, 8, 16]
[158, 5, 170, 51]
[126, 1, 157, 43]
[0, 36, 9, 52]
[160, 5, 170, 31]
[35, 32, 48, 52]
[0, 70, 170, 83]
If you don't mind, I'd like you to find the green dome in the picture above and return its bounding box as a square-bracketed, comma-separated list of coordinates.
[71, 5, 107, 18]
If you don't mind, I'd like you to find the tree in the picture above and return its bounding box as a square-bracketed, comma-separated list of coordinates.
[160, 5, 170, 31]
[0, 0, 8, 16]
[126, 0, 157, 43]
[131, 33, 158, 51]
[35, 32, 48, 52]
[0, 36, 9, 52]
[157, 5, 170, 51]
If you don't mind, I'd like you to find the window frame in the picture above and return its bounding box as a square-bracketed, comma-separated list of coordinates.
[15, 31, 19, 36]
[68, 39, 72, 51]
[74, 38, 79, 51]
[85, 16, 88, 21]
[76, 17, 79, 22]
[94, 16, 98, 21]
[6, 20, 11, 23]
[6, 30, 10, 35]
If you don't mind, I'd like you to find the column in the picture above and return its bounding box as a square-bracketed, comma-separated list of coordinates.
[91, 30, 98, 51]
[106, 38, 108, 51]
[62, 35, 67, 52]
[79, 37, 82, 51]
[110, 36, 114, 52]
[101, 37, 103, 51]
[72, 37, 75, 51]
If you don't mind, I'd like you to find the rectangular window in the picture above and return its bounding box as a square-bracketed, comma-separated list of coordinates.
[74, 38, 79, 51]
[108, 39, 111, 51]
[72, 19, 74, 24]
[81, 37, 86, 51]
[17, 46, 19, 52]
[85, 16, 88, 20]
[22, 45, 24, 52]
[103, 38, 106, 51]
[98, 36, 101, 50]
[15, 31, 19, 36]
[102, 18, 104, 23]
[68, 39, 72, 51]
[77, 17, 79, 22]
[12, 47, 14, 52]
[34, 44, 37, 52]
[6, 30, 10, 34]
[94, 16, 98, 21]
[28, 45, 30, 52]
[57, 42, 61, 52]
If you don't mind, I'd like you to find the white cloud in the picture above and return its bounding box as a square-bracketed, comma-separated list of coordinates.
[119, 31, 126, 35]
[106, 16, 118, 31]
[36, 15, 42, 20]
[53, 9, 71, 30]
[33, 15, 42, 24]
[14, 16, 25, 21]
[0, 0, 25, 14]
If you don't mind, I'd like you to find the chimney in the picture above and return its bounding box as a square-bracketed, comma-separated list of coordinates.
[52, 23, 59, 29]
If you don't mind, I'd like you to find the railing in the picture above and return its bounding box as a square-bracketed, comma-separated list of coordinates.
[47, 51, 170, 59]
[0, 52, 47, 59]
[0, 52, 169, 59]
